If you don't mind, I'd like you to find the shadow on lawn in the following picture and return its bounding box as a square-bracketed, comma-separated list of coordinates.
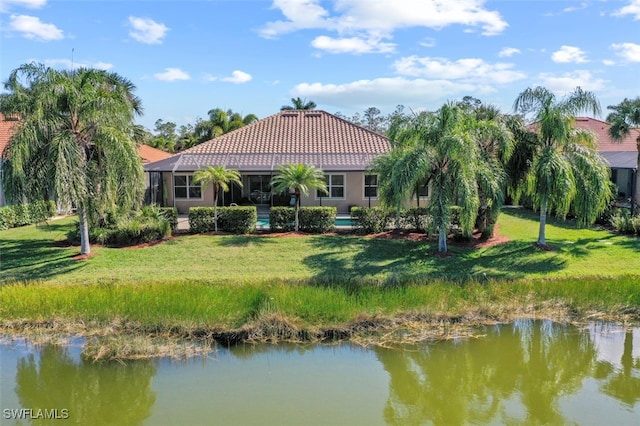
[303, 235, 568, 285]
[0, 232, 84, 283]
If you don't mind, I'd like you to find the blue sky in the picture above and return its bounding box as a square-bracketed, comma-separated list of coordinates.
[1, 0, 639, 130]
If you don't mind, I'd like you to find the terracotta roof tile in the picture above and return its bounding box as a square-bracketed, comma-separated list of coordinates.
[146, 110, 391, 172]
[573, 116, 639, 152]
[137, 144, 172, 163]
[0, 114, 20, 158]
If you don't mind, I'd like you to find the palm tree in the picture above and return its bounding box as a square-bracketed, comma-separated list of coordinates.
[270, 163, 327, 231]
[514, 86, 613, 246]
[194, 108, 258, 143]
[0, 63, 144, 255]
[192, 166, 242, 232]
[376, 104, 480, 253]
[606, 97, 640, 210]
[280, 97, 317, 111]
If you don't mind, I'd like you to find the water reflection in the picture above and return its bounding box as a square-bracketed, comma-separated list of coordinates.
[1, 321, 638, 425]
[375, 320, 639, 425]
[13, 345, 156, 425]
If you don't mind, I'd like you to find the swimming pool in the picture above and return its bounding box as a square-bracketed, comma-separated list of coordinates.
[256, 217, 353, 228]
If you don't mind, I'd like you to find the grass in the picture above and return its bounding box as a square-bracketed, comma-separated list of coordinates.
[1, 208, 640, 359]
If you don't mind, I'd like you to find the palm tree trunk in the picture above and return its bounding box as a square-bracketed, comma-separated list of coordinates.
[438, 227, 447, 253]
[213, 187, 218, 232]
[538, 197, 548, 246]
[295, 190, 300, 232]
[78, 206, 91, 255]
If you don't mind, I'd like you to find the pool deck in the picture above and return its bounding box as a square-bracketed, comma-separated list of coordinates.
[176, 214, 353, 232]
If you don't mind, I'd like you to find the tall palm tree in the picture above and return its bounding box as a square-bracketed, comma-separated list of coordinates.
[0, 63, 144, 255]
[606, 97, 640, 210]
[192, 166, 243, 232]
[280, 97, 317, 111]
[514, 86, 613, 246]
[194, 108, 258, 143]
[270, 163, 327, 232]
[376, 104, 480, 253]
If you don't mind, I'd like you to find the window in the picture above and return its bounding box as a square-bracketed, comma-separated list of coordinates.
[364, 174, 378, 198]
[174, 174, 202, 199]
[416, 181, 429, 197]
[317, 174, 345, 198]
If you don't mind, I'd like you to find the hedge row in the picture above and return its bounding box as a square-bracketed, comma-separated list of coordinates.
[158, 207, 178, 232]
[269, 206, 337, 233]
[0, 200, 57, 230]
[189, 206, 257, 234]
[350, 206, 461, 235]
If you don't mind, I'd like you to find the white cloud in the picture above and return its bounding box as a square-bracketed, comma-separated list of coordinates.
[536, 70, 607, 93]
[498, 47, 520, 58]
[0, 0, 46, 12]
[154, 68, 190, 81]
[292, 77, 481, 110]
[551, 45, 588, 63]
[128, 16, 169, 44]
[611, 42, 640, 62]
[8, 14, 63, 41]
[260, 0, 508, 47]
[43, 58, 113, 70]
[311, 35, 395, 54]
[393, 56, 526, 84]
[420, 37, 436, 48]
[613, 0, 640, 19]
[221, 70, 252, 84]
[602, 59, 616, 66]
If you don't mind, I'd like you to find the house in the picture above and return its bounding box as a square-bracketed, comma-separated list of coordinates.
[0, 113, 172, 207]
[0, 114, 20, 207]
[573, 117, 639, 204]
[143, 110, 392, 214]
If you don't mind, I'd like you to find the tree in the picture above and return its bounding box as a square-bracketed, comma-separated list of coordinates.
[376, 104, 480, 253]
[193, 108, 258, 143]
[270, 163, 327, 232]
[606, 97, 640, 209]
[0, 63, 144, 255]
[280, 97, 317, 111]
[513, 86, 613, 246]
[192, 166, 242, 232]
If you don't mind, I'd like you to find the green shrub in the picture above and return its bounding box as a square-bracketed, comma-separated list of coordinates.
[12, 204, 31, 226]
[400, 207, 432, 232]
[189, 206, 257, 234]
[299, 207, 336, 233]
[218, 206, 257, 234]
[351, 207, 391, 234]
[269, 207, 295, 232]
[610, 209, 640, 235]
[0, 200, 56, 231]
[158, 207, 178, 232]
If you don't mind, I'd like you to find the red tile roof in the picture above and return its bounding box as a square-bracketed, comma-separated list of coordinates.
[138, 144, 172, 163]
[146, 110, 391, 172]
[0, 114, 20, 158]
[573, 116, 639, 152]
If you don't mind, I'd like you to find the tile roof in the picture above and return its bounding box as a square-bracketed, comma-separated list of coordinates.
[137, 144, 172, 163]
[0, 114, 20, 158]
[573, 116, 639, 152]
[145, 110, 391, 172]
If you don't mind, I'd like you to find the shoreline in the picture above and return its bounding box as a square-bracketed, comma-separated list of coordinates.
[3, 305, 639, 361]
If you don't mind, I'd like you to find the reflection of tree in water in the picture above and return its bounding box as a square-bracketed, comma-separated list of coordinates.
[375, 320, 598, 425]
[600, 329, 640, 406]
[15, 345, 156, 425]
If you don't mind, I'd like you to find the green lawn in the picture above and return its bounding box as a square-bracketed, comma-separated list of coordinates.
[1, 208, 639, 285]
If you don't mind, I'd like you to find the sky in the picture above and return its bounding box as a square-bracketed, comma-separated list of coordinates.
[1, 0, 639, 131]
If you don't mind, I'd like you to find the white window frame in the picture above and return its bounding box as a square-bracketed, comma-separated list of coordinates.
[317, 173, 346, 199]
[363, 174, 379, 200]
[173, 173, 203, 200]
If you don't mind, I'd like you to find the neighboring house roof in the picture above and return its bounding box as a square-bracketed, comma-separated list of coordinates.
[138, 144, 172, 163]
[573, 117, 639, 152]
[144, 110, 391, 173]
[0, 114, 20, 158]
[573, 117, 638, 170]
[0, 114, 171, 163]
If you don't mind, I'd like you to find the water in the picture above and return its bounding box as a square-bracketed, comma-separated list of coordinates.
[1, 321, 639, 425]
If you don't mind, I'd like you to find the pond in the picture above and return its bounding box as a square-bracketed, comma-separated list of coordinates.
[1, 320, 639, 425]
